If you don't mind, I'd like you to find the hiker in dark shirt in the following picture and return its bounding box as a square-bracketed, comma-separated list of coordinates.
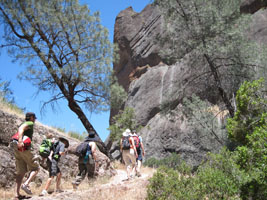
[72, 131, 97, 189]
[40, 137, 69, 196]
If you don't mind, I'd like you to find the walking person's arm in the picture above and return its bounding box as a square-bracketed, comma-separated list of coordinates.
[141, 142, 145, 157]
[130, 137, 138, 158]
[120, 139, 123, 152]
[89, 142, 97, 161]
[17, 123, 28, 149]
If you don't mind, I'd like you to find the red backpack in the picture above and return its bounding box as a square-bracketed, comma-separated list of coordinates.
[11, 132, 31, 151]
[132, 135, 140, 149]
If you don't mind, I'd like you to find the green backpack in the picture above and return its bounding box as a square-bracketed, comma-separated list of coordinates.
[39, 139, 52, 158]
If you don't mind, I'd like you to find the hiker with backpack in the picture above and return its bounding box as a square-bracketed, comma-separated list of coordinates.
[72, 131, 97, 189]
[131, 130, 145, 177]
[40, 137, 69, 196]
[39, 133, 55, 169]
[120, 129, 138, 180]
[10, 112, 39, 199]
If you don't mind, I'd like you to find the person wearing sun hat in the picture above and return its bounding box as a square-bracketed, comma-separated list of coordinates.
[40, 136, 69, 196]
[120, 129, 138, 180]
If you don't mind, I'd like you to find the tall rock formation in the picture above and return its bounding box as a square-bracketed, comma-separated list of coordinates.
[108, 2, 267, 167]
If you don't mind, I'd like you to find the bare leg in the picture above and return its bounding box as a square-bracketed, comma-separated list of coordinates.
[56, 172, 62, 190]
[126, 165, 131, 179]
[136, 160, 142, 176]
[15, 173, 25, 197]
[44, 177, 54, 191]
[24, 169, 39, 186]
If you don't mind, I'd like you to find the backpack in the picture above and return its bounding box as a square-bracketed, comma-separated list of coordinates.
[122, 136, 131, 150]
[39, 139, 52, 158]
[132, 135, 140, 149]
[75, 142, 90, 157]
[10, 132, 31, 151]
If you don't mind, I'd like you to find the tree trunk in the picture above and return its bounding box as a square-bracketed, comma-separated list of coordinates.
[204, 54, 235, 117]
[68, 99, 108, 156]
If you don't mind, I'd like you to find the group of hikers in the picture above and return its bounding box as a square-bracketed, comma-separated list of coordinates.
[120, 128, 145, 181]
[10, 112, 145, 199]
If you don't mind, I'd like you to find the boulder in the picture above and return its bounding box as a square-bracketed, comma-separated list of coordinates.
[240, 0, 267, 14]
[113, 4, 163, 91]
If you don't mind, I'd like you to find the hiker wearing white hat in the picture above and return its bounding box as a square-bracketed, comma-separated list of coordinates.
[120, 129, 138, 180]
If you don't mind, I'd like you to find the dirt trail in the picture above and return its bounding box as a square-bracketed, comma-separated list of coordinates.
[29, 169, 153, 200]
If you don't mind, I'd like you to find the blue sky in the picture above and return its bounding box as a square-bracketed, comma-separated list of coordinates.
[0, 0, 151, 141]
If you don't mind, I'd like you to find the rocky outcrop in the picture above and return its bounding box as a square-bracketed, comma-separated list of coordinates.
[109, 2, 267, 166]
[240, 0, 267, 14]
[113, 4, 163, 91]
[247, 9, 267, 45]
[110, 54, 224, 162]
[0, 109, 115, 188]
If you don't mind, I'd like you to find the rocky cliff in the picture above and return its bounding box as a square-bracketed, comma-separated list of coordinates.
[108, 1, 267, 167]
[0, 109, 115, 188]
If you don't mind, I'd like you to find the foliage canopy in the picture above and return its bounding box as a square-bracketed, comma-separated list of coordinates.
[0, 0, 119, 145]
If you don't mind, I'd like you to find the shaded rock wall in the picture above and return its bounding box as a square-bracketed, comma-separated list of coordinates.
[241, 0, 267, 14]
[109, 2, 267, 166]
[113, 4, 163, 91]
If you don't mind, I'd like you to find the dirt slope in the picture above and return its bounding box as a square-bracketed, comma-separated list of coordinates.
[26, 169, 153, 200]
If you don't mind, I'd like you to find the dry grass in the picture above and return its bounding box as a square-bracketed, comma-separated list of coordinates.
[0, 162, 156, 200]
[0, 98, 24, 117]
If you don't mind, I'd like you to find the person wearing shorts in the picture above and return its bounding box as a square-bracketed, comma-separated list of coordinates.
[132, 130, 145, 177]
[120, 129, 137, 180]
[13, 112, 39, 199]
[40, 137, 69, 196]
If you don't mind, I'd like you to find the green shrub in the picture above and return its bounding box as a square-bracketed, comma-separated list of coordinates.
[144, 153, 191, 173]
[108, 107, 142, 142]
[146, 166, 196, 200]
[146, 149, 245, 200]
[227, 78, 267, 146]
[146, 78, 267, 199]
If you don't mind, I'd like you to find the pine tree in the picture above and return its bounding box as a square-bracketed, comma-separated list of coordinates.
[0, 0, 116, 152]
[154, 0, 266, 117]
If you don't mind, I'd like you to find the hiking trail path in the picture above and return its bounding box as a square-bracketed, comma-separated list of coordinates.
[29, 169, 153, 200]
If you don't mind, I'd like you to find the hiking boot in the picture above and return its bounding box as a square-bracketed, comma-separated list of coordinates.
[136, 172, 141, 177]
[40, 189, 48, 196]
[21, 184, 32, 195]
[56, 189, 64, 193]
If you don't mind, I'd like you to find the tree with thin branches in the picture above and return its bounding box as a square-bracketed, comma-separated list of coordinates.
[0, 0, 114, 153]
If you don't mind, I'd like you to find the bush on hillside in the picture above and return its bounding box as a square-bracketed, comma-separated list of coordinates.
[147, 79, 267, 199]
[144, 153, 191, 174]
[108, 107, 142, 142]
[146, 149, 245, 200]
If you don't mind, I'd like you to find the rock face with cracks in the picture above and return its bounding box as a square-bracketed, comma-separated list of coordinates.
[107, 1, 267, 167]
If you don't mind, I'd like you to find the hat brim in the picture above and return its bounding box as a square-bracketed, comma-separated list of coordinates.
[84, 136, 98, 142]
[59, 137, 69, 148]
